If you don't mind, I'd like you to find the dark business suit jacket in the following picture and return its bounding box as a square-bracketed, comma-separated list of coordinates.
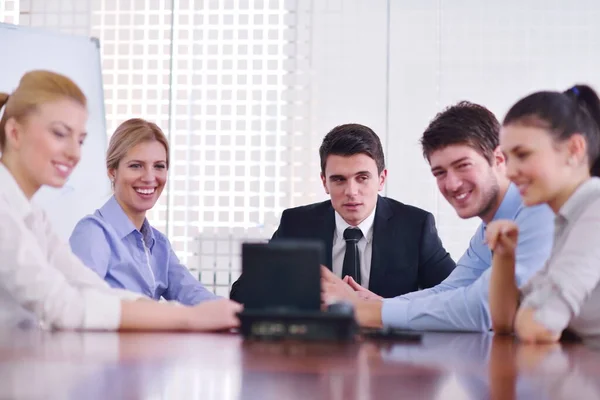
[230, 196, 455, 302]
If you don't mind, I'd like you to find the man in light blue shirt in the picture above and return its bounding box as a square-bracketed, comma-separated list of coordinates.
[70, 196, 218, 305]
[324, 101, 554, 331]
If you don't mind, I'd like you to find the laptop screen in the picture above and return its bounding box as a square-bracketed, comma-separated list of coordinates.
[240, 240, 324, 311]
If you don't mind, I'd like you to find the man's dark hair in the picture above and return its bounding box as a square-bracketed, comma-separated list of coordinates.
[319, 123, 385, 174]
[420, 101, 500, 164]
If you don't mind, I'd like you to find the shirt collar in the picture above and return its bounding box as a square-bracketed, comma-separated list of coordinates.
[139, 218, 155, 248]
[98, 195, 155, 246]
[484, 183, 523, 227]
[558, 177, 600, 222]
[0, 162, 33, 219]
[334, 204, 377, 243]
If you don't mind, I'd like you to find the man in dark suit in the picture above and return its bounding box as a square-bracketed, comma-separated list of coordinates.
[230, 123, 455, 302]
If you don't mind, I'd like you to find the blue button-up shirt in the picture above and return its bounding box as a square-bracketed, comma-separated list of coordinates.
[381, 183, 555, 331]
[69, 196, 218, 305]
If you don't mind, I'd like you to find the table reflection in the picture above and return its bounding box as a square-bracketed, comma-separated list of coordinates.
[1, 328, 600, 400]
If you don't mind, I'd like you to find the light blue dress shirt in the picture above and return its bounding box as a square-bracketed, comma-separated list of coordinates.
[69, 196, 218, 305]
[381, 183, 554, 332]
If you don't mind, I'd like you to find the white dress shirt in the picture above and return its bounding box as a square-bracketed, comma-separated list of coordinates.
[0, 163, 142, 331]
[332, 206, 376, 288]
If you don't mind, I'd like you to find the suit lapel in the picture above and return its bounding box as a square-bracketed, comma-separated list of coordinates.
[368, 196, 393, 292]
[320, 204, 335, 270]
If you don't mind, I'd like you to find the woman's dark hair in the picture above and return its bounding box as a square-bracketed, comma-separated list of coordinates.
[503, 84, 600, 176]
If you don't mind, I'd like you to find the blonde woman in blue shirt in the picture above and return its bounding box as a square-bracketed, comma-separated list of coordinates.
[488, 84, 600, 343]
[70, 118, 218, 305]
[0, 70, 240, 331]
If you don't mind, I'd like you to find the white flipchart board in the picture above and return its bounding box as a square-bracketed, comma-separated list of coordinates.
[0, 23, 110, 240]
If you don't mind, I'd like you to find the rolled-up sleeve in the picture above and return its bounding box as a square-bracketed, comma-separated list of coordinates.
[520, 278, 573, 333]
[520, 205, 600, 333]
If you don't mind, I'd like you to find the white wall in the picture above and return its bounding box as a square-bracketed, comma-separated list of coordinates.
[300, 0, 390, 201]
[308, 0, 600, 259]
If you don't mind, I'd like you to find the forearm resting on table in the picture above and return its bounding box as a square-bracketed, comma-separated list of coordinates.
[355, 299, 384, 329]
[119, 301, 192, 331]
[489, 253, 520, 334]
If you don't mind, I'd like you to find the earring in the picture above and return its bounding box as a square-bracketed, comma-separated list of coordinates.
[568, 157, 575, 166]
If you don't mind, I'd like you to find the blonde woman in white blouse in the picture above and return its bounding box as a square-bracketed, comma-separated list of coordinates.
[0, 70, 242, 331]
[487, 84, 600, 343]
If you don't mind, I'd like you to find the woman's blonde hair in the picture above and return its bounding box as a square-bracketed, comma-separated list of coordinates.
[0, 70, 87, 151]
[106, 118, 170, 171]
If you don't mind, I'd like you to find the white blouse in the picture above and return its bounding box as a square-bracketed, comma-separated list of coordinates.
[0, 163, 142, 330]
[520, 177, 600, 338]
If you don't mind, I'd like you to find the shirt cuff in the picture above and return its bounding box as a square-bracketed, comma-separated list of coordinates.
[82, 290, 121, 330]
[520, 282, 572, 333]
[381, 297, 410, 329]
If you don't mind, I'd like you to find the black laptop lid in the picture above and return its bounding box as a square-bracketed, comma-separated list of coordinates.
[241, 240, 324, 311]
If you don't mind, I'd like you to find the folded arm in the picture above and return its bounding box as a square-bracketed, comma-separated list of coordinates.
[384, 205, 554, 332]
[516, 207, 600, 342]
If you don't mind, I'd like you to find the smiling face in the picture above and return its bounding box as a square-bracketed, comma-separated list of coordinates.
[500, 123, 589, 212]
[3, 98, 88, 198]
[110, 140, 168, 220]
[321, 153, 387, 226]
[429, 144, 504, 222]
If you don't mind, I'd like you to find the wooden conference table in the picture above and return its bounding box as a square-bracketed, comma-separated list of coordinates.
[0, 328, 599, 399]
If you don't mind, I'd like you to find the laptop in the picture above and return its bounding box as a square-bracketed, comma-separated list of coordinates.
[240, 240, 324, 311]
